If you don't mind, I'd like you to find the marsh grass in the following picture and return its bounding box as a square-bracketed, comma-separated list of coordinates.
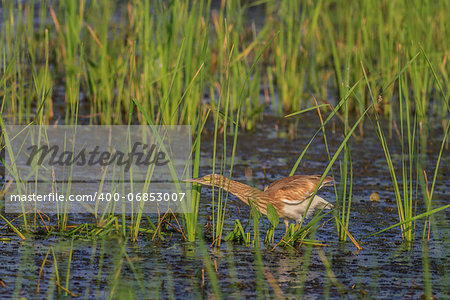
[183, 109, 211, 242]
[362, 50, 449, 243]
[2, 0, 448, 128]
[363, 56, 418, 242]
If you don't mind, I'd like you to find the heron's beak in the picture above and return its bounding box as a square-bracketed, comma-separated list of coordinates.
[183, 178, 202, 183]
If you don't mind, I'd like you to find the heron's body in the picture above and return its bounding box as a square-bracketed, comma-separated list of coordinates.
[186, 174, 333, 233]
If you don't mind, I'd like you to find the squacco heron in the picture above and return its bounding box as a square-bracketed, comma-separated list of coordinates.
[185, 174, 334, 233]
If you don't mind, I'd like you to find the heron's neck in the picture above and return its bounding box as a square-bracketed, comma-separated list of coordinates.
[218, 179, 263, 205]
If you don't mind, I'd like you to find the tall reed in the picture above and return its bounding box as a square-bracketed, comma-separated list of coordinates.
[362, 50, 449, 242]
[2, 0, 449, 130]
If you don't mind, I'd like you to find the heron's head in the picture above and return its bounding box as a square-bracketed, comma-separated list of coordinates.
[184, 174, 229, 187]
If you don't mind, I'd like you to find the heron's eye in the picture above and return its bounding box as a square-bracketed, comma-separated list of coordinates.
[203, 175, 211, 182]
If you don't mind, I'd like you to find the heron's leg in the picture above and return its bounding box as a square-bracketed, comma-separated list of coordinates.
[284, 219, 289, 235]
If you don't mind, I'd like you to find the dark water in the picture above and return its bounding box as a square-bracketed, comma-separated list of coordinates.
[1, 114, 449, 299]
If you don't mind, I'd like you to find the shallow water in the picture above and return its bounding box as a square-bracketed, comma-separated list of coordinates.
[1, 114, 449, 299]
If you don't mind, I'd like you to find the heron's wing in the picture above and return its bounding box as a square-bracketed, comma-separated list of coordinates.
[265, 175, 332, 205]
